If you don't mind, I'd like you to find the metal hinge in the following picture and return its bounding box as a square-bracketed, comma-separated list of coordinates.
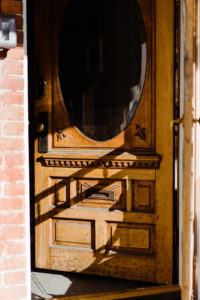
[171, 117, 200, 129]
[193, 118, 200, 123]
[170, 118, 183, 129]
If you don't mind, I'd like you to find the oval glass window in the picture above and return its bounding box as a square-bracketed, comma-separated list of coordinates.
[59, 0, 147, 141]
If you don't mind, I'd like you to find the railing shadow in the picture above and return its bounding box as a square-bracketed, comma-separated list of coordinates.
[33, 141, 156, 284]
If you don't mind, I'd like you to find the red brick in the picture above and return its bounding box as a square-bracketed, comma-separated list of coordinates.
[2, 61, 23, 75]
[0, 75, 24, 91]
[0, 212, 25, 225]
[4, 183, 25, 196]
[5, 241, 25, 256]
[0, 92, 24, 105]
[4, 122, 24, 136]
[0, 226, 25, 240]
[0, 106, 24, 121]
[0, 197, 24, 210]
[7, 47, 24, 60]
[1, 0, 23, 15]
[3, 271, 26, 285]
[0, 286, 27, 299]
[0, 168, 24, 181]
[5, 152, 25, 167]
[0, 257, 26, 271]
[0, 137, 24, 151]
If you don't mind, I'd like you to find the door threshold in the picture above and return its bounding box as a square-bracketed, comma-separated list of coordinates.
[50, 285, 181, 300]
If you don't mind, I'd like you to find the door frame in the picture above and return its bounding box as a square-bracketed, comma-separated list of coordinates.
[26, 0, 199, 297]
[179, 0, 199, 299]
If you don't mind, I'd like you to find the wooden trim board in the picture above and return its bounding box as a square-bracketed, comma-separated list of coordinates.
[49, 285, 181, 300]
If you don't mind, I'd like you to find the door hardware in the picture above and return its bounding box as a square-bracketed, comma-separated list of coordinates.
[37, 112, 48, 153]
[36, 122, 45, 133]
[0, 16, 17, 49]
[193, 118, 200, 123]
[170, 118, 183, 129]
[171, 117, 200, 129]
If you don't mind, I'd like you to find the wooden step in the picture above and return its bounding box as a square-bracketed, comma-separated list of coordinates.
[49, 285, 181, 300]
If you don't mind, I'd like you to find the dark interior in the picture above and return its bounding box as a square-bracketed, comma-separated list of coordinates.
[59, 0, 146, 141]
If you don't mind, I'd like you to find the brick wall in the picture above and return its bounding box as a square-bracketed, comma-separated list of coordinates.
[0, 1, 30, 299]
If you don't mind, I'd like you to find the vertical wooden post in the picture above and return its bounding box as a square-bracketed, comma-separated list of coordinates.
[193, 0, 200, 298]
[180, 0, 196, 299]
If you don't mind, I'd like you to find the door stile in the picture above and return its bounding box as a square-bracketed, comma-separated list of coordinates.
[155, 0, 174, 283]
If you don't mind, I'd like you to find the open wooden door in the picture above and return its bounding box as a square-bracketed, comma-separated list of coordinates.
[33, 0, 174, 284]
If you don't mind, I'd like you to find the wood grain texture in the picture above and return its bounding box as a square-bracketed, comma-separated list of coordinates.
[1, 0, 22, 15]
[107, 222, 155, 253]
[52, 219, 94, 248]
[133, 180, 155, 211]
[49, 177, 70, 207]
[181, 0, 195, 299]
[155, 0, 174, 284]
[33, 0, 174, 285]
[49, 247, 156, 282]
[49, 285, 181, 300]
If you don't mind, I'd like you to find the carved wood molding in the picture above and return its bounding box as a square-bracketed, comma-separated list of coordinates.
[40, 156, 161, 169]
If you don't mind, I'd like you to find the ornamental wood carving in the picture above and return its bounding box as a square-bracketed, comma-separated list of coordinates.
[40, 156, 160, 169]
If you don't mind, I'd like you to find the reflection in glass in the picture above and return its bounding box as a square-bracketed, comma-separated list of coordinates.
[59, 0, 147, 141]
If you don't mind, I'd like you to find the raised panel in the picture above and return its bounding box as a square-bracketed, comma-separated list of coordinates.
[49, 177, 70, 207]
[132, 180, 155, 211]
[107, 222, 155, 254]
[111, 227, 150, 249]
[76, 179, 126, 210]
[52, 219, 94, 249]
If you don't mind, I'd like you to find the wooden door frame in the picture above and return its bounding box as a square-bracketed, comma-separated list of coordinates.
[24, 0, 199, 299]
[25, 0, 200, 298]
[193, 0, 200, 299]
[179, 0, 200, 299]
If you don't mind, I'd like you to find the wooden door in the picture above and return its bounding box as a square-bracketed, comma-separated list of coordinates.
[33, 0, 174, 284]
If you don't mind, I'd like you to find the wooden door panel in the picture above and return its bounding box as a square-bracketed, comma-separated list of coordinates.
[107, 222, 155, 253]
[49, 247, 156, 282]
[34, 0, 174, 285]
[52, 219, 95, 249]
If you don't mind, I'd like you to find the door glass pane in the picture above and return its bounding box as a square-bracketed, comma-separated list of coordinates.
[59, 0, 147, 141]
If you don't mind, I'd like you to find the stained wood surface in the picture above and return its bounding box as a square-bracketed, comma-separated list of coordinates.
[181, 0, 195, 299]
[34, 0, 174, 285]
[48, 285, 181, 300]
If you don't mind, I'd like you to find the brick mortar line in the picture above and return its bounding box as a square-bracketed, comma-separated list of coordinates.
[2, 269, 27, 273]
[0, 211, 26, 214]
[0, 240, 26, 243]
[0, 119, 25, 121]
[1, 283, 28, 288]
[0, 90, 24, 94]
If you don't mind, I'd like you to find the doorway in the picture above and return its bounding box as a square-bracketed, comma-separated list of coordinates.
[28, 0, 179, 297]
